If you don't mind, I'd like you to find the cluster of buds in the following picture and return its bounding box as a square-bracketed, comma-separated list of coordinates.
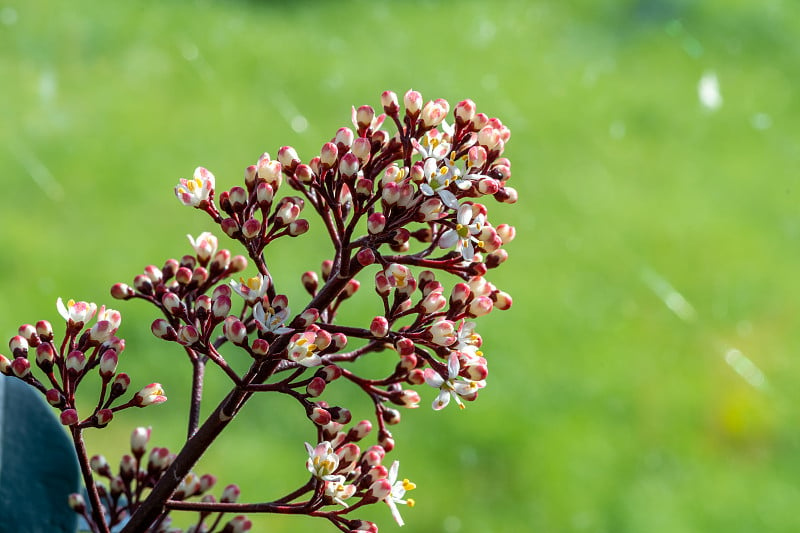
[0, 298, 166, 430]
[68, 427, 247, 533]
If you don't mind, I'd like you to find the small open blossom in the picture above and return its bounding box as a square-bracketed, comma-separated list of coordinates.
[187, 232, 218, 263]
[424, 352, 485, 410]
[57, 297, 97, 326]
[230, 274, 270, 304]
[133, 383, 168, 407]
[253, 300, 292, 334]
[419, 158, 458, 209]
[287, 331, 321, 367]
[175, 167, 215, 207]
[439, 204, 486, 260]
[384, 460, 416, 527]
[305, 441, 339, 481]
[324, 475, 356, 507]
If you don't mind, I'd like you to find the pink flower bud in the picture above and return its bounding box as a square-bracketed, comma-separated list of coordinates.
[352, 137, 372, 164]
[469, 296, 494, 317]
[347, 419, 372, 442]
[298, 308, 319, 327]
[112, 373, 131, 396]
[329, 406, 352, 424]
[221, 218, 240, 237]
[175, 267, 192, 285]
[310, 406, 331, 426]
[151, 319, 177, 341]
[356, 248, 375, 266]
[229, 186, 248, 210]
[212, 295, 232, 319]
[378, 430, 395, 452]
[335, 127, 354, 149]
[301, 271, 318, 294]
[382, 407, 401, 425]
[278, 145, 300, 169]
[289, 219, 309, 236]
[420, 290, 447, 314]
[381, 181, 400, 205]
[68, 493, 85, 512]
[99, 349, 118, 379]
[223, 317, 248, 345]
[35, 343, 55, 371]
[319, 142, 338, 169]
[9, 335, 28, 358]
[133, 383, 167, 407]
[367, 478, 392, 500]
[161, 292, 183, 315]
[256, 181, 274, 207]
[133, 274, 153, 294]
[46, 388, 63, 407]
[60, 409, 79, 426]
[96, 409, 113, 426]
[494, 291, 513, 310]
[35, 320, 53, 341]
[496, 223, 516, 244]
[241, 218, 262, 239]
[339, 152, 360, 178]
[397, 389, 420, 408]
[367, 212, 386, 235]
[66, 350, 86, 374]
[244, 164, 258, 187]
[374, 273, 391, 297]
[258, 157, 283, 189]
[455, 99, 476, 126]
[381, 90, 399, 114]
[111, 283, 134, 300]
[354, 105, 375, 129]
[10, 357, 29, 378]
[226, 515, 253, 533]
[130, 426, 151, 456]
[294, 163, 315, 184]
[370, 316, 389, 338]
[404, 89, 422, 116]
[221, 483, 241, 503]
[307, 376, 327, 397]
[177, 325, 200, 346]
[420, 98, 450, 128]
[230, 255, 248, 273]
[399, 353, 417, 371]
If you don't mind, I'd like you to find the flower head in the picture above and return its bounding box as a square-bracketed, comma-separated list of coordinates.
[57, 298, 97, 326]
[305, 441, 339, 481]
[133, 383, 168, 407]
[424, 352, 485, 410]
[287, 331, 321, 367]
[230, 274, 270, 304]
[419, 158, 458, 209]
[175, 167, 215, 207]
[253, 300, 292, 334]
[439, 203, 486, 261]
[187, 232, 218, 264]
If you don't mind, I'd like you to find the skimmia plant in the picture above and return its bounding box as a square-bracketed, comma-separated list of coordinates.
[0, 90, 516, 532]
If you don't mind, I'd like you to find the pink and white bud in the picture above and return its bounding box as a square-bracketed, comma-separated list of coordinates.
[151, 319, 177, 341]
[356, 248, 375, 266]
[278, 145, 300, 169]
[221, 484, 241, 503]
[450, 283, 472, 307]
[289, 219, 309, 236]
[496, 223, 516, 244]
[331, 333, 348, 350]
[428, 319, 456, 346]
[99, 349, 118, 379]
[420, 98, 450, 128]
[367, 212, 386, 235]
[60, 409, 79, 426]
[134, 383, 167, 407]
[177, 325, 200, 346]
[314, 329, 332, 351]
[342, 279, 360, 299]
[348, 419, 373, 441]
[9, 335, 28, 358]
[381, 90, 399, 114]
[161, 292, 183, 316]
[350, 520, 379, 533]
[228, 186, 248, 211]
[212, 295, 232, 319]
[354, 105, 375, 130]
[419, 197, 446, 221]
[319, 142, 339, 169]
[230, 255, 248, 273]
[319, 364, 343, 382]
[258, 157, 283, 189]
[352, 137, 372, 164]
[256, 181, 274, 207]
[339, 152, 360, 178]
[455, 99, 477, 126]
[96, 409, 113, 426]
[175, 267, 193, 286]
[241, 218, 262, 239]
[251, 338, 270, 357]
[381, 181, 400, 205]
[367, 478, 392, 500]
[370, 316, 389, 338]
[112, 373, 131, 396]
[131, 426, 152, 456]
[46, 388, 63, 406]
[66, 350, 86, 374]
[469, 296, 494, 317]
[35, 320, 53, 341]
[310, 406, 331, 426]
[374, 273, 391, 297]
[294, 163, 315, 184]
[299, 308, 320, 327]
[301, 271, 319, 294]
[35, 343, 55, 370]
[404, 89, 422, 116]
[223, 317, 248, 345]
[225, 515, 252, 533]
[420, 290, 447, 314]
[68, 493, 86, 512]
[382, 407, 401, 425]
[10, 357, 29, 378]
[397, 389, 421, 409]
[394, 337, 415, 357]
[307, 376, 327, 397]
[335, 127, 355, 149]
[494, 291, 513, 310]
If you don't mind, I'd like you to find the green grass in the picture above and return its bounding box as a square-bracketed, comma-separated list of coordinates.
[3, 0, 800, 531]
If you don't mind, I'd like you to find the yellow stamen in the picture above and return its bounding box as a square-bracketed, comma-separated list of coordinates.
[407, 498, 416, 508]
[402, 479, 416, 491]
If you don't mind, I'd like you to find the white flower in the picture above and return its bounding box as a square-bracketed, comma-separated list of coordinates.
[439, 204, 486, 260]
[419, 158, 458, 209]
[441, 151, 486, 191]
[287, 331, 321, 367]
[324, 475, 356, 507]
[253, 301, 292, 334]
[305, 441, 339, 481]
[230, 275, 270, 304]
[175, 167, 215, 207]
[57, 298, 97, 325]
[187, 232, 218, 263]
[384, 460, 416, 527]
[412, 134, 450, 161]
[424, 352, 485, 410]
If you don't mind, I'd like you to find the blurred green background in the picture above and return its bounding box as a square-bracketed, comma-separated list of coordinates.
[2, 0, 800, 531]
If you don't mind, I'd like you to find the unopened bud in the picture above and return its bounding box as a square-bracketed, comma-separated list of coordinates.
[370, 316, 389, 338]
[60, 409, 79, 426]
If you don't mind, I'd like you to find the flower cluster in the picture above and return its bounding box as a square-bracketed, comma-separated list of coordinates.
[3, 89, 515, 533]
[0, 298, 166, 430]
[68, 427, 247, 533]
